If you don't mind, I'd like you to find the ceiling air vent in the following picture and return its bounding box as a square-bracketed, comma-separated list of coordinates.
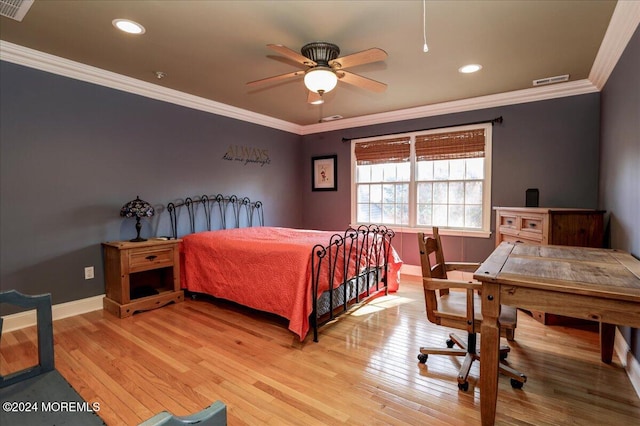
[321, 115, 343, 122]
[0, 0, 34, 22]
[533, 74, 570, 87]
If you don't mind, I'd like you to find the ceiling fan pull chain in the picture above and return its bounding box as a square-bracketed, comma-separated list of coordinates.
[318, 92, 324, 123]
[423, 0, 429, 53]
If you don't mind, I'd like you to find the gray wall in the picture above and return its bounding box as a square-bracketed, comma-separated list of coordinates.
[0, 61, 303, 312]
[302, 94, 601, 266]
[599, 26, 639, 363]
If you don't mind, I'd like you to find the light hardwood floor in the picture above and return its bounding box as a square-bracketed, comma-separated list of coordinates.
[2, 276, 640, 425]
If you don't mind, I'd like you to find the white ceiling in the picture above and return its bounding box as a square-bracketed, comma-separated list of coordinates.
[1, 1, 638, 134]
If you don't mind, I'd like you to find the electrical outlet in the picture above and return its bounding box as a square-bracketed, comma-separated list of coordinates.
[84, 266, 94, 280]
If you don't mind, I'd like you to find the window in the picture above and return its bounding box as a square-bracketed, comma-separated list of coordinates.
[351, 123, 492, 236]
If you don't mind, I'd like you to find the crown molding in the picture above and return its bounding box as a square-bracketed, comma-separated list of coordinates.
[2, 0, 637, 138]
[589, 1, 640, 90]
[300, 79, 599, 135]
[0, 40, 303, 135]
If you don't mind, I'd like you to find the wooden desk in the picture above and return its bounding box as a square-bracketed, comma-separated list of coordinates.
[474, 242, 640, 426]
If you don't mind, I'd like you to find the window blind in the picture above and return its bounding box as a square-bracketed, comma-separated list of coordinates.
[415, 128, 485, 161]
[354, 137, 411, 165]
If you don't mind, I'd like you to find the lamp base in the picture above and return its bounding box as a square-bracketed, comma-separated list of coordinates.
[130, 217, 146, 242]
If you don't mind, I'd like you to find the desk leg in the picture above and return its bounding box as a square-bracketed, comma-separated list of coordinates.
[480, 282, 501, 426]
[600, 322, 615, 364]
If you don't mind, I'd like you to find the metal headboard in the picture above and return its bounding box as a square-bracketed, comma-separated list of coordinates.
[166, 194, 264, 239]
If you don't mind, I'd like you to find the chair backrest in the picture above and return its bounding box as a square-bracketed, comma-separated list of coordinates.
[418, 229, 516, 339]
[417, 228, 447, 280]
[417, 228, 449, 324]
[0, 290, 54, 388]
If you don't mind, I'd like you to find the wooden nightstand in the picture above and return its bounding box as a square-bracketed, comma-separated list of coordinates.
[102, 239, 184, 318]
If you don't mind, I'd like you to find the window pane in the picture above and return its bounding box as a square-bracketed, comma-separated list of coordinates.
[417, 204, 432, 226]
[417, 182, 432, 203]
[449, 205, 464, 227]
[371, 165, 384, 182]
[398, 162, 411, 181]
[450, 159, 465, 180]
[465, 181, 483, 204]
[383, 184, 396, 203]
[357, 165, 371, 183]
[433, 160, 449, 180]
[357, 203, 370, 222]
[382, 164, 397, 182]
[465, 205, 482, 228]
[397, 183, 409, 203]
[382, 204, 395, 223]
[398, 203, 409, 224]
[433, 204, 448, 226]
[357, 184, 370, 202]
[449, 182, 464, 204]
[416, 161, 433, 180]
[370, 184, 382, 202]
[370, 203, 382, 222]
[433, 182, 448, 203]
[465, 158, 484, 179]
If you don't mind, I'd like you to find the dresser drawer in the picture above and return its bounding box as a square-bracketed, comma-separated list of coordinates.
[499, 233, 542, 245]
[499, 214, 518, 229]
[521, 216, 543, 234]
[129, 247, 174, 272]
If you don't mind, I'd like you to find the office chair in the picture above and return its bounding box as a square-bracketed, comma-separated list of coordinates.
[417, 228, 526, 391]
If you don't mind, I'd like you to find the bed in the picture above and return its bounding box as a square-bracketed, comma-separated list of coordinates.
[164, 195, 402, 341]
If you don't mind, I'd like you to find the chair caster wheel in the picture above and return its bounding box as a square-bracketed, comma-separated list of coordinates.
[417, 354, 428, 364]
[500, 352, 508, 361]
[510, 378, 524, 389]
[458, 381, 469, 391]
[446, 339, 455, 348]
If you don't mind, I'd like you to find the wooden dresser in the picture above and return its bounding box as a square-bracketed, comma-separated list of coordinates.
[495, 207, 605, 248]
[494, 207, 605, 325]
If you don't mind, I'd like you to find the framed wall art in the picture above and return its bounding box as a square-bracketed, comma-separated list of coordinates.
[311, 155, 337, 191]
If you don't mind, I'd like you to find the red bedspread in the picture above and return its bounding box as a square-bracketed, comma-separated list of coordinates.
[180, 227, 402, 340]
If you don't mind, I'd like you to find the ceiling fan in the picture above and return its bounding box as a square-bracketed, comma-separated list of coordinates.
[247, 42, 387, 104]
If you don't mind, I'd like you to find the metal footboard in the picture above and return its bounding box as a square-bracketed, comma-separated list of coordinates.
[310, 224, 395, 342]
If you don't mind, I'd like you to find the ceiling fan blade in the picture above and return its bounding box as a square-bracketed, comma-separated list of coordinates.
[338, 71, 387, 93]
[307, 91, 323, 104]
[330, 48, 387, 69]
[246, 70, 305, 87]
[267, 44, 316, 66]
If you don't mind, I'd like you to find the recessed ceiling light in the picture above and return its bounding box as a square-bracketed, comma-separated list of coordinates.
[112, 19, 145, 35]
[459, 64, 482, 74]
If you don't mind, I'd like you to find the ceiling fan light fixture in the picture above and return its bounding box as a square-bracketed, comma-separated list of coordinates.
[304, 67, 338, 94]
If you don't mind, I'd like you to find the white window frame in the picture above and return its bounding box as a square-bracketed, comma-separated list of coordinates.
[350, 123, 492, 238]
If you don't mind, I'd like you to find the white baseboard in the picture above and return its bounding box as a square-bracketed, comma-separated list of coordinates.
[1, 294, 104, 332]
[615, 328, 640, 398]
[400, 264, 421, 276]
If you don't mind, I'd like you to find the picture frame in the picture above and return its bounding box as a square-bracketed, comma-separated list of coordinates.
[311, 155, 337, 191]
